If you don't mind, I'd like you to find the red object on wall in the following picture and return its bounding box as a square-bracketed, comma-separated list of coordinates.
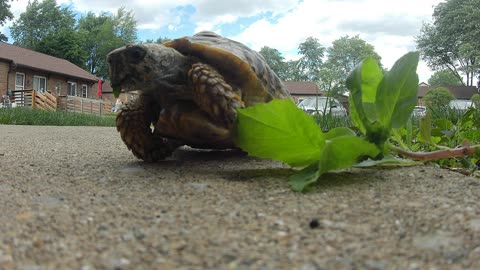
[97, 80, 103, 97]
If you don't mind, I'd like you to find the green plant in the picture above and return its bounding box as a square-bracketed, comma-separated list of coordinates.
[423, 87, 455, 109]
[0, 107, 115, 126]
[233, 52, 480, 191]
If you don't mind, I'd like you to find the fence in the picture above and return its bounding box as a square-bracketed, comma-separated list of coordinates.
[57, 95, 113, 116]
[9, 89, 113, 116]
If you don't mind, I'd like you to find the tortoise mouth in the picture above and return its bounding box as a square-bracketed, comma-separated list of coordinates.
[111, 76, 139, 92]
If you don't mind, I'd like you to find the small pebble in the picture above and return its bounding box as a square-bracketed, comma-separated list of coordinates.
[309, 219, 320, 229]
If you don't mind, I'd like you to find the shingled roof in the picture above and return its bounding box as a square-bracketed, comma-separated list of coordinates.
[418, 84, 479, 99]
[0, 42, 98, 82]
[283, 81, 325, 95]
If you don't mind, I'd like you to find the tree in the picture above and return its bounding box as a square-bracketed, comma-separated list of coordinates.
[78, 8, 138, 78]
[327, 35, 382, 80]
[322, 35, 382, 94]
[143, 37, 171, 44]
[416, 0, 480, 86]
[283, 60, 304, 81]
[428, 69, 463, 86]
[36, 28, 86, 67]
[297, 37, 325, 81]
[10, 0, 76, 49]
[424, 87, 456, 108]
[0, 0, 14, 42]
[113, 7, 137, 44]
[317, 61, 343, 96]
[258, 46, 288, 80]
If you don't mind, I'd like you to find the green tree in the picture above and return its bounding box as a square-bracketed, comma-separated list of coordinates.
[282, 60, 304, 81]
[0, 0, 14, 42]
[416, 0, 480, 86]
[144, 36, 171, 44]
[323, 35, 382, 94]
[258, 46, 288, 80]
[424, 87, 456, 108]
[113, 7, 137, 44]
[428, 69, 463, 86]
[78, 8, 137, 78]
[36, 28, 86, 67]
[10, 0, 76, 49]
[317, 61, 343, 96]
[297, 37, 325, 81]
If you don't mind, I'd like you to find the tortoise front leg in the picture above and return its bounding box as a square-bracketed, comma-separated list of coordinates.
[188, 63, 245, 129]
[116, 95, 176, 161]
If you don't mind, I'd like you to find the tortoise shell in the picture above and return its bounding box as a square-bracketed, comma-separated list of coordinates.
[163, 31, 290, 104]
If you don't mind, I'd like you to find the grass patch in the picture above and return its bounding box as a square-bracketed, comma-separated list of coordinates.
[0, 107, 116, 126]
[314, 114, 353, 132]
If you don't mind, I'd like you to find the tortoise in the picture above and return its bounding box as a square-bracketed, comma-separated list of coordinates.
[107, 31, 290, 161]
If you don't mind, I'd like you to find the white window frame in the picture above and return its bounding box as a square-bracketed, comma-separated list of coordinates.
[81, 84, 88, 98]
[15, 73, 25, 90]
[67, 81, 77, 96]
[33, 76, 47, 93]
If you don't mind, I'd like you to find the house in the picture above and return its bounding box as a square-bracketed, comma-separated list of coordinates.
[283, 81, 325, 104]
[417, 82, 479, 105]
[0, 42, 100, 103]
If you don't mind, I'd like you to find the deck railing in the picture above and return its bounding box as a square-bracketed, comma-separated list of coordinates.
[9, 89, 113, 116]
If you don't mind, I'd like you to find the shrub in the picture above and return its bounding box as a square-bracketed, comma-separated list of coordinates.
[423, 87, 455, 109]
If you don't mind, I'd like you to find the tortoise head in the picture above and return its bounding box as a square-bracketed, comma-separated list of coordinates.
[107, 44, 189, 94]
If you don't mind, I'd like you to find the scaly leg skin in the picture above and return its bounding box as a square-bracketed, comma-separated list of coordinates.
[116, 95, 176, 162]
[188, 63, 245, 129]
[156, 102, 232, 148]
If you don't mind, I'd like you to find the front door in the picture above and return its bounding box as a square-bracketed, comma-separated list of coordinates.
[15, 73, 25, 90]
[14, 73, 25, 105]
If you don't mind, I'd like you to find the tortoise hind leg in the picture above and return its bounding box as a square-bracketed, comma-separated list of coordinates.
[116, 95, 177, 161]
[189, 63, 245, 129]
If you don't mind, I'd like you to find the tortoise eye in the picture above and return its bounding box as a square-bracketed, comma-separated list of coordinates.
[127, 46, 146, 63]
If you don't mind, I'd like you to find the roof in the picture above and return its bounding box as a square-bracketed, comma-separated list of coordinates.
[418, 84, 479, 99]
[283, 81, 325, 95]
[0, 42, 98, 82]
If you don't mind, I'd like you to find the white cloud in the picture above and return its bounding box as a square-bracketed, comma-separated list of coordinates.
[231, 0, 443, 82]
[2, 0, 443, 82]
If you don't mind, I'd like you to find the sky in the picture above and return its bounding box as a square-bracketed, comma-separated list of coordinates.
[2, 0, 444, 83]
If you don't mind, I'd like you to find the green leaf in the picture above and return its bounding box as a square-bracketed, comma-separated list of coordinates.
[288, 163, 321, 192]
[376, 52, 419, 129]
[419, 112, 435, 146]
[318, 136, 380, 174]
[348, 93, 367, 134]
[113, 86, 121, 98]
[324, 127, 356, 140]
[346, 57, 383, 132]
[234, 99, 325, 167]
[289, 136, 380, 191]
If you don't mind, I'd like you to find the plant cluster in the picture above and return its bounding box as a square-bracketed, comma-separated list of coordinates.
[234, 52, 480, 191]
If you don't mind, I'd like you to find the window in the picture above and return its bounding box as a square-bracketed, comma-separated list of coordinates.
[15, 73, 25, 90]
[33, 76, 47, 93]
[67, 82, 77, 96]
[81, 84, 88, 98]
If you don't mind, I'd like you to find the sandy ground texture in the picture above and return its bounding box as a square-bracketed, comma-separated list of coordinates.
[0, 124, 480, 270]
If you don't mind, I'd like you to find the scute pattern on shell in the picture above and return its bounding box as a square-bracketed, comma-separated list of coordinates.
[164, 31, 290, 105]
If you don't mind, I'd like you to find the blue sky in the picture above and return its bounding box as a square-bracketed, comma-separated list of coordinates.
[3, 0, 444, 83]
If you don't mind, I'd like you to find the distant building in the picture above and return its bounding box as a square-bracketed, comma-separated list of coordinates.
[0, 42, 99, 102]
[417, 82, 478, 105]
[283, 81, 325, 103]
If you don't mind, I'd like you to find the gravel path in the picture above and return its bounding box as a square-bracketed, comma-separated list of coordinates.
[0, 124, 479, 270]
